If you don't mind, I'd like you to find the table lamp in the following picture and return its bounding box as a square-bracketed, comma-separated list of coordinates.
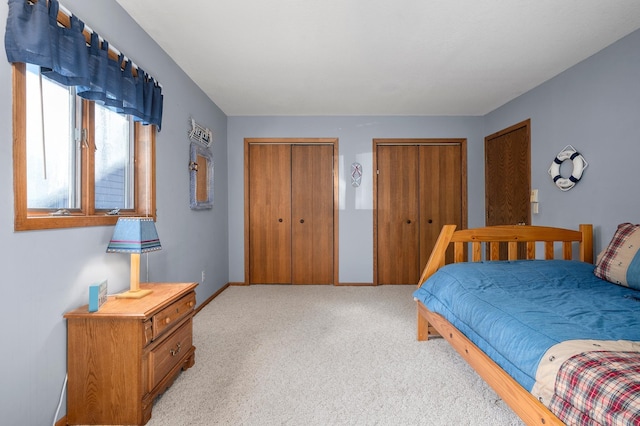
[106, 217, 162, 299]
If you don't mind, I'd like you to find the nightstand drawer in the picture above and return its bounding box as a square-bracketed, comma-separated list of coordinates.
[149, 318, 193, 391]
[152, 291, 196, 339]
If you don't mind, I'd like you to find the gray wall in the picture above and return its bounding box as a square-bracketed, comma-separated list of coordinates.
[0, 1, 229, 425]
[484, 29, 640, 252]
[227, 116, 485, 284]
[228, 28, 640, 282]
[2, 0, 640, 423]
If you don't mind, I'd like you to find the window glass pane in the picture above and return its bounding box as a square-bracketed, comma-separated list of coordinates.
[94, 104, 134, 210]
[26, 64, 78, 209]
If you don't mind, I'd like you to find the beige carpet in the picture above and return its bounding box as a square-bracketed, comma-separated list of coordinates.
[147, 285, 523, 425]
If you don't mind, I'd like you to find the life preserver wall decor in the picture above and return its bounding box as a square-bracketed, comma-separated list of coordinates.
[548, 145, 588, 191]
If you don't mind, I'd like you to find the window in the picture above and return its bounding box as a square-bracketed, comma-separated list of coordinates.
[93, 103, 135, 210]
[13, 63, 156, 231]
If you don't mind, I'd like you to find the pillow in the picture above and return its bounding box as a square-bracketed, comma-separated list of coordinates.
[594, 223, 640, 290]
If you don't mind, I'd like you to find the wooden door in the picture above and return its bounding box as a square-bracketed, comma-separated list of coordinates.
[485, 120, 531, 259]
[246, 139, 337, 285]
[375, 140, 466, 285]
[419, 144, 462, 267]
[485, 119, 531, 227]
[248, 144, 292, 284]
[376, 145, 420, 284]
[291, 145, 334, 284]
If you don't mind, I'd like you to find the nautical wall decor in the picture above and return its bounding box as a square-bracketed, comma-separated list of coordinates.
[548, 145, 587, 191]
[188, 118, 213, 147]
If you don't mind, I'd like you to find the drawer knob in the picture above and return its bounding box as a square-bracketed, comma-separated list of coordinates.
[165, 317, 171, 325]
[169, 342, 182, 357]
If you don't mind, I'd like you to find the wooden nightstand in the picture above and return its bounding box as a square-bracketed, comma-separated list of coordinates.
[64, 282, 197, 425]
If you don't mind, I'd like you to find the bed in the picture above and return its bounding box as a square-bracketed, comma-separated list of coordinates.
[413, 223, 640, 426]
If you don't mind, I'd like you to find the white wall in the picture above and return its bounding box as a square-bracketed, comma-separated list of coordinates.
[0, 1, 229, 424]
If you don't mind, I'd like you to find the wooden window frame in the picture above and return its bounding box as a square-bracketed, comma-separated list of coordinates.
[12, 63, 156, 231]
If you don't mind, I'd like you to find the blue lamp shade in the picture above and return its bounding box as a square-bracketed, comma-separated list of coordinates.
[106, 217, 161, 299]
[106, 217, 161, 254]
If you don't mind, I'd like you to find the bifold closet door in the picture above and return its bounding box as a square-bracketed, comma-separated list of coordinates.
[248, 143, 334, 284]
[291, 145, 334, 284]
[376, 145, 420, 284]
[418, 144, 462, 267]
[376, 143, 462, 284]
[248, 144, 292, 284]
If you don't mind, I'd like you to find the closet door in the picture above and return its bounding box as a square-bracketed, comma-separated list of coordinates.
[248, 144, 292, 284]
[247, 141, 336, 285]
[419, 144, 462, 267]
[376, 145, 420, 284]
[291, 145, 334, 284]
[375, 140, 465, 285]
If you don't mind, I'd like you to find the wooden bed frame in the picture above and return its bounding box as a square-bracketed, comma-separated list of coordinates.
[416, 224, 593, 426]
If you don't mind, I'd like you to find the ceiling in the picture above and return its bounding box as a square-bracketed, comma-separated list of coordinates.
[114, 0, 640, 116]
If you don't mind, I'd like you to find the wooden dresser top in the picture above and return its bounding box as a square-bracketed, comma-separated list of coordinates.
[64, 282, 197, 319]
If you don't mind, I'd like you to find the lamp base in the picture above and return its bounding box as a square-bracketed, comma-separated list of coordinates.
[116, 289, 153, 299]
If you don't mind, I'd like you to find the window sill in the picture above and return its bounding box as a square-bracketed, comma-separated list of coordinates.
[15, 214, 155, 231]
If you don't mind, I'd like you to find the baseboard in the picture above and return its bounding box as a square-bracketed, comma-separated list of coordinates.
[55, 416, 66, 426]
[336, 282, 375, 286]
[195, 283, 230, 315]
[229, 282, 376, 286]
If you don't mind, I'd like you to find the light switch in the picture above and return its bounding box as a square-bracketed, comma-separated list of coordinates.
[530, 189, 539, 203]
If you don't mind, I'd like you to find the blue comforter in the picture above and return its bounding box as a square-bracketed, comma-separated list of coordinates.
[413, 260, 640, 391]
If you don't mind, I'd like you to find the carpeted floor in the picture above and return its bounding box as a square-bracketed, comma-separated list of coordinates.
[147, 285, 523, 425]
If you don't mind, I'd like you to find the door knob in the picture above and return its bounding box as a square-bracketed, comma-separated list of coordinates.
[278, 218, 283, 222]
[300, 219, 305, 224]
[406, 220, 411, 224]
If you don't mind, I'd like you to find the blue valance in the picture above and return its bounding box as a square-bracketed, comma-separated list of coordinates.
[4, 0, 163, 130]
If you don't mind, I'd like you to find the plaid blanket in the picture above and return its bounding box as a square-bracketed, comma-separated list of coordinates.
[549, 351, 640, 426]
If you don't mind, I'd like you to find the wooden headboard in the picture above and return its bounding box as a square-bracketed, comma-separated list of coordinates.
[418, 224, 593, 287]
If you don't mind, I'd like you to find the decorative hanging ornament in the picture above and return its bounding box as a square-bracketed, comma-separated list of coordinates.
[351, 162, 363, 188]
[548, 145, 587, 191]
[188, 118, 213, 147]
